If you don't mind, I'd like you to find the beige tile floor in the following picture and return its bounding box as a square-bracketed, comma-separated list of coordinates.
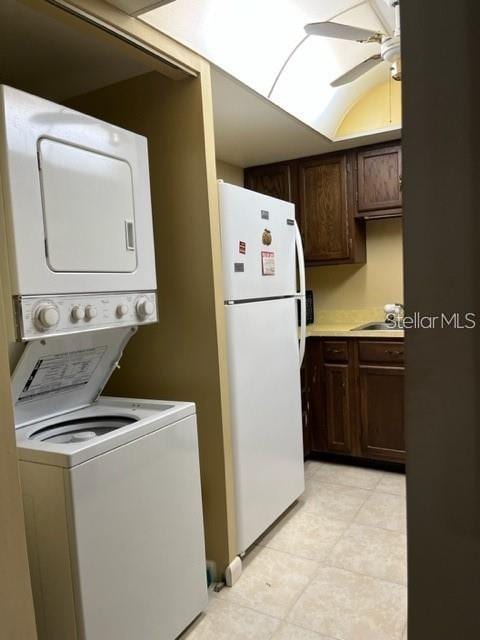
[181, 461, 407, 640]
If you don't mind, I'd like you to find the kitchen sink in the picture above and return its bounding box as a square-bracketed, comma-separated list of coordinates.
[352, 322, 401, 331]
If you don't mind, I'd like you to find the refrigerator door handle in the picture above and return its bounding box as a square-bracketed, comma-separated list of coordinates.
[295, 222, 306, 367]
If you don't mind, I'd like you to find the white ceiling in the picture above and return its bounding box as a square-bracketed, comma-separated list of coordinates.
[212, 66, 400, 167]
[141, 0, 397, 138]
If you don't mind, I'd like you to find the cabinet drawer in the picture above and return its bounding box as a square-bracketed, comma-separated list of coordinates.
[358, 341, 404, 364]
[323, 341, 349, 363]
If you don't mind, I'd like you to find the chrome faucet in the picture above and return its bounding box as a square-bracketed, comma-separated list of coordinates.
[384, 303, 404, 325]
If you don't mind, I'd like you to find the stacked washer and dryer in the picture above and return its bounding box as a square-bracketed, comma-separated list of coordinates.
[0, 86, 208, 640]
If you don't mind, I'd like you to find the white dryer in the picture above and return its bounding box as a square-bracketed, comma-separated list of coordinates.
[0, 85, 158, 341]
[13, 328, 208, 640]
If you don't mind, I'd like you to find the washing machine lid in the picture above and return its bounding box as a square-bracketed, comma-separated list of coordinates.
[12, 327, 136, 428]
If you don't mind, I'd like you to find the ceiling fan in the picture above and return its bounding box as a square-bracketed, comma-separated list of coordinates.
[305, 0, 401, 87]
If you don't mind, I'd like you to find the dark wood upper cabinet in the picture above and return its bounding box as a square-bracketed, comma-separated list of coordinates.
[298, 152, 365, 265]
[244, 162, 296, 204]
[244, 141, 403, 264]
[356, 143, 402, 217]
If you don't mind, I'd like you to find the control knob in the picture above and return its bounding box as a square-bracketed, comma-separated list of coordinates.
[71, 305, 85, 322]
[116, 304, 129, 318]
[34, 303, 60, 331]
[136, 298, 154, 320]
[85, 305, 97, 321]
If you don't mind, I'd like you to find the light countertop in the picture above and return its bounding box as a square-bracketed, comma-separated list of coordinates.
[306, 323, 404, 339]
[304, 309, 405, 339]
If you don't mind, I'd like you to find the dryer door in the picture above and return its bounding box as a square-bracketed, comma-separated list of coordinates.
[39, 138, 137, 273]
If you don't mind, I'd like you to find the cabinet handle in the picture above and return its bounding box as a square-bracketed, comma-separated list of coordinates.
[328, 348, 341, 354]
[386, 349, 402, 356]
[399, 175, 403, 191]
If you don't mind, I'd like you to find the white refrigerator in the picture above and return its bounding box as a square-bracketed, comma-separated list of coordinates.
[219, 181, 307, 555]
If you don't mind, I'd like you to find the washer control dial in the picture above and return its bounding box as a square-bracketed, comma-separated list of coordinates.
[136, 298, 154, 319]
[71, 305, 85, 322]
[116, 304, 129, 318]
[34, 303, 60, 331]
[85, 305, 97, 321]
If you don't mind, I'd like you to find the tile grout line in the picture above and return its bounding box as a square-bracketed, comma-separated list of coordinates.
[349, 485, 407, 533]
[215, 595, 341, 640]
[307, 476, 385, 493]
[320, 557, 408, 587]
[206, 596, 283, 640]
[308, 462, 406, 496]
[278, 562, 324, 632]
[373, 488, 407, 497]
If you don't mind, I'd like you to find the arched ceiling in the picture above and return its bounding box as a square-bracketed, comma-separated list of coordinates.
[141, 0, 397, 139]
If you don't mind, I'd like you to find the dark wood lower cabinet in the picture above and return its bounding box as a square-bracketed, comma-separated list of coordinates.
[359, 365, 405, 463]
[324, 364, 353, 454]
[305, 337, 405, 465]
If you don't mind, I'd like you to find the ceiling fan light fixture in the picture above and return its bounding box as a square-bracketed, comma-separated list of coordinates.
[381, 35, 401, 62]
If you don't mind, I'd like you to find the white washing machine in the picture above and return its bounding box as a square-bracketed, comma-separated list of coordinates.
[13, 328, 208, 640]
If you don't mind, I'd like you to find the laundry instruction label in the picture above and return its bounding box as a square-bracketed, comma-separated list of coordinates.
[19, 346, 107, 402]
[261, 251, 275, 276]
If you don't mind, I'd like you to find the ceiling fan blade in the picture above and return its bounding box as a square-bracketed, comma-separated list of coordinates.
[305, 21, 382, 42]
[330, 54, 383, 87]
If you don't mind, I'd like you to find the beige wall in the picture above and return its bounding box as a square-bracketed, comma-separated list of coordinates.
[67, 70, 236, 576]
[307, 219, 404, 314]
[337, 79, 402, 138]
[216, 160, 244, 186]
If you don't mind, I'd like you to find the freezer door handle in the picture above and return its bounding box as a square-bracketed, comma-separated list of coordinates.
[295, 222, 306, 367]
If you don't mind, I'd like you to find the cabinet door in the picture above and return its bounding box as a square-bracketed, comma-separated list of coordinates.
[357, 144, 402, 215]
[299, 154, 353, 263]
[307, 339, 327, 454]
[359, 365, 405, 463]
[324, 363, 353, 454]
[244, 163, 295, 203]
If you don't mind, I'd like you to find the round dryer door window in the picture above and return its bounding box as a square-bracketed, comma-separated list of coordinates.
[29, 416, 137, 444]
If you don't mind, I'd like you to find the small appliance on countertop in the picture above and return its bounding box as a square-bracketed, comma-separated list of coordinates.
[298, 289, 314, 326]
[306, 289, 314, 324]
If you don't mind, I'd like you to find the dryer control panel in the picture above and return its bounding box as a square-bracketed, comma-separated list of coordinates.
[16, 292, 157, 341]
